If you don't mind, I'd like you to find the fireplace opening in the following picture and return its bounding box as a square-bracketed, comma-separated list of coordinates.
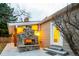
[24, 38, 37, 45]
[24, 38, 32, 45]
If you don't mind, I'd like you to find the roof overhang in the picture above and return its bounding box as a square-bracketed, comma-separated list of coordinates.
[7, 21, 40, 26]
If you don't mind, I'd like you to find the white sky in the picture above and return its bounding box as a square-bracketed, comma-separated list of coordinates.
[10, 3, 68, 21]
[23, 3, 68, 21]
[1, 0, 79, 21]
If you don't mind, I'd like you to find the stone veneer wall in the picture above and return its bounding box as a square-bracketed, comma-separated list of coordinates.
[53, 4, 79, 55]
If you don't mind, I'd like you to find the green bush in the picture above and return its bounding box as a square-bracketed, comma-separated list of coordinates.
[0, 3, 16, 37]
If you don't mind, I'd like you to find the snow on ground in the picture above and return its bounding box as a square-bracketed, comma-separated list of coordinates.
[0, 43, 51, 56]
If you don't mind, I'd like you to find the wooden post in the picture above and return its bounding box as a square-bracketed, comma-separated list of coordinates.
[13, 27, 17, 47]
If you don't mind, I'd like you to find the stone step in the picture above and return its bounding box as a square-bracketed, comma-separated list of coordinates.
[50, 45, 62, 48]
[49, 45, 63, 51]
[44, 48, 69, 56]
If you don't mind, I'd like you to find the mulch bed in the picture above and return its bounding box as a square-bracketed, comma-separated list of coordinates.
[0, 37, 10, 54]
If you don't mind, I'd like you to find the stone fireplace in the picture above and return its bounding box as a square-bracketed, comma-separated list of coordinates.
[16, 25, 39, 51]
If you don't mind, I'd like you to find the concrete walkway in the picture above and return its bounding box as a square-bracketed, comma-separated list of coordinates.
[0, 43, 51, 56]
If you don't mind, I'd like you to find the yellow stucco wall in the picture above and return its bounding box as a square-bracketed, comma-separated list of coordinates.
[40, 21, 51, 48]
[8, 26, 15, 34]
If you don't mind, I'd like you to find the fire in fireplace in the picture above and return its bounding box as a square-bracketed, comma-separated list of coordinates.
[24, 38, 32, 45]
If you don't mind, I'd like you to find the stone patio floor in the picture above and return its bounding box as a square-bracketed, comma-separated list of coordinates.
[0, 43, 52, 56]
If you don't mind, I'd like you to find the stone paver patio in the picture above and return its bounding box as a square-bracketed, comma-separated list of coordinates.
[0, 43, 51, 56]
